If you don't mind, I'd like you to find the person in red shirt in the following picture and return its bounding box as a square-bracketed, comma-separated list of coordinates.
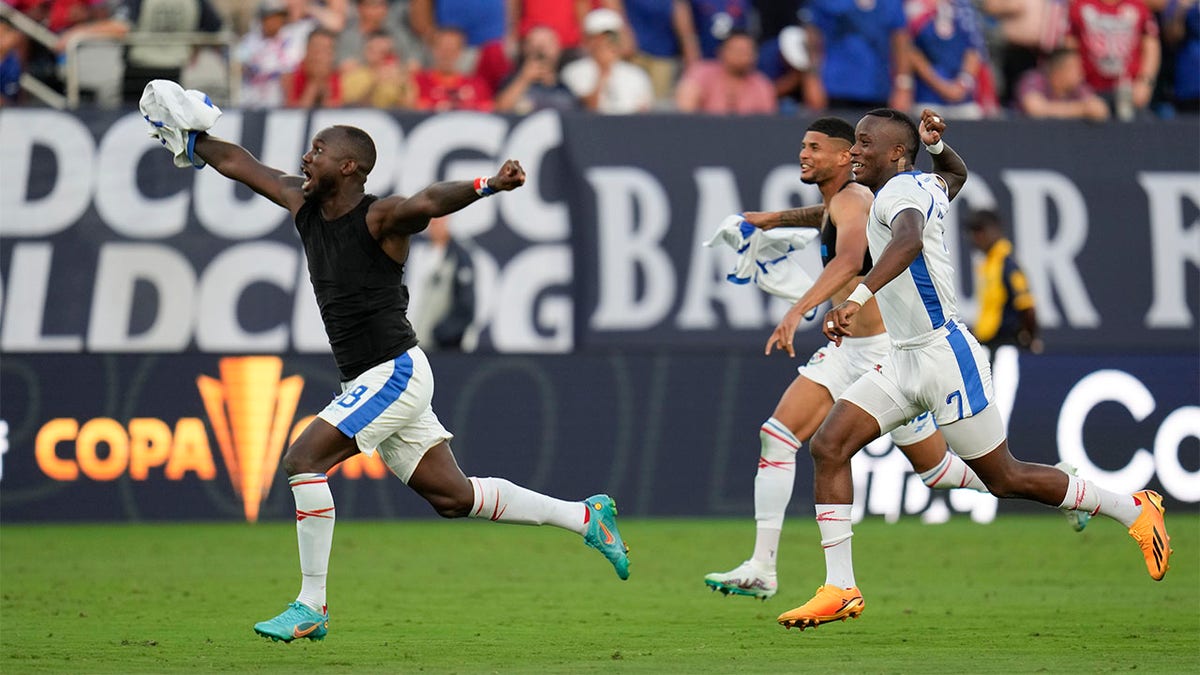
[284, 27, 344, 109]
[414, 27, 494, 111]
[1066, 0, 1161, 118]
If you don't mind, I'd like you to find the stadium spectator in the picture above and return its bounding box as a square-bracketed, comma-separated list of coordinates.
[186, 125, 630, 642]
[0, 16, 23, 105]
[1066, 0, 1161, 119]
[1161, 0, 1199, 113]
[409, 0, 510, 92]
[282, 26, 343, 107]
[52, 0, 224, 104]
[237, 0, 313, 108]
[963, 209, 1044, 354]
[493, 24, 579, 113]
[805, 0, 915, 112]
[338, 0, 424, 72]
[673, 28, 776, 114]
[980, 0, 1068, 105]
[286, 0, 348, 34]
[341, 30, 416, 108]
[906, 0, 986, 119]
[414, 26, 493, 110]
[752, 0, 803, 80]
[1015, 46, 1109, 118]
[687, 0, 749, 59]
[410, 215, 477, 352]
[624, 0, 701, 105]
[513, 0, 581, 55]
[561, 7, 653, 113]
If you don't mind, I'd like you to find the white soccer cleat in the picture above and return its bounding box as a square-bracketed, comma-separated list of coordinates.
[704, 559, 778, 600]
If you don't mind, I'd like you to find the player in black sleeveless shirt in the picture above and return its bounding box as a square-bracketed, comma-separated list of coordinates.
[190, 125, 630, 643]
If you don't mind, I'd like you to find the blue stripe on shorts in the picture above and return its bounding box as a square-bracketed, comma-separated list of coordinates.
[336, 354, 414, 437]
[945, 321, 989, 415]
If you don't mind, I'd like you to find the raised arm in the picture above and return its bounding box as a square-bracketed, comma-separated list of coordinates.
[917, 108, 968, 201]
[192, 133, 304, 213]
[369, 160, 526, 238]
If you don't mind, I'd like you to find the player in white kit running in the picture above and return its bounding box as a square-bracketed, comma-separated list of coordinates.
[775, 108, 1172, 631]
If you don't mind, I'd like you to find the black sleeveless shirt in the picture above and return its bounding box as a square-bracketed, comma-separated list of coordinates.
[819, 180, 873, 274]
[294, 195, 418, 381]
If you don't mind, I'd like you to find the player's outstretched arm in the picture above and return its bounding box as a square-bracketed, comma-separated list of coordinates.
[744, 205, 825, 230]
[192, 133, 304, 213]
[373, 159, 526, 237]
[918, 109, 968, 200]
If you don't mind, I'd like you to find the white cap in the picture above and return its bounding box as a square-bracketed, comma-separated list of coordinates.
[583, 8, 623, 36]
[779, 26, 810, 71]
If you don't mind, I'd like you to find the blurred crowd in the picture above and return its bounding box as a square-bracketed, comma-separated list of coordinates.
[1, 0, 1196, 119]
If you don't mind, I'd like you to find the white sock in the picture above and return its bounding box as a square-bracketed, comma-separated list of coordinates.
[1059, 474, 1140, 527]
[468, 477, 587, 534]
[816, 504, 855, 589]
[752, 418, 799, 570]
[919, 453, 988, 493]
[291, 473, 334, 614]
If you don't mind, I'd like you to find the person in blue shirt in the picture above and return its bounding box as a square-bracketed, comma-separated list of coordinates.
[804, 0, 914, 112]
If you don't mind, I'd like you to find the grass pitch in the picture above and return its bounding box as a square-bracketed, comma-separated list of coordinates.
[2, 515, 1197, 674]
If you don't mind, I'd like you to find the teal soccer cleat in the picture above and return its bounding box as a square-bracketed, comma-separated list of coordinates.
[583, 494, 630, 580]
[253, 601, 328, 642]
[1056, 462, 1091, 532]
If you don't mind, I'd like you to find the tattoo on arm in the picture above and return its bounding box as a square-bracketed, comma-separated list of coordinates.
[777, 205, 825, 228]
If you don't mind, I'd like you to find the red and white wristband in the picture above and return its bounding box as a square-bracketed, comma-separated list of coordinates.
[474, 176, 495, 197]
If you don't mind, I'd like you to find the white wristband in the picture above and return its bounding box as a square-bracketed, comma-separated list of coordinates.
[847, 283, 874, 306]
[925, 139, 944, 155]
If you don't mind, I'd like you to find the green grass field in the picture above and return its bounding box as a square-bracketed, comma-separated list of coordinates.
[2, 515, 1197, 674]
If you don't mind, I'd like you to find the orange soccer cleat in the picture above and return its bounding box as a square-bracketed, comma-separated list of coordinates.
[777, 584, 865, 630]
[1128, 490, 1172, 581]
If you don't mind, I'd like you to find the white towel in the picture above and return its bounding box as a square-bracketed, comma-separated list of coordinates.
[138, 79, 222, 169]
[704, 213, 820, 305]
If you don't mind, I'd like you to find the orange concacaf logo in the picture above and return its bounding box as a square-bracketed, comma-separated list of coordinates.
[196, 357, 304, 523]
[34, 356, 391, 521]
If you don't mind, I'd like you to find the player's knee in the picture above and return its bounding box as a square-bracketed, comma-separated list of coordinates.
[428, 492, 473, 519]
[981, 470, 1020, 499]
[281, 445, 312, 475]
[809, 427, 846, 465]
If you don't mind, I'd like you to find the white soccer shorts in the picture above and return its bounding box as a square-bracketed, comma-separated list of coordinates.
[840, 320, 1004, 459]
[797, 332, 937, 446]
[317, 345, 452, 482]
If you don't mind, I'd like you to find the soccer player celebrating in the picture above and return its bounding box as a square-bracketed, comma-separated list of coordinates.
[703, 117, 991, 601]
[775, 108, 1171, 631]
[182, 125, 630, 642]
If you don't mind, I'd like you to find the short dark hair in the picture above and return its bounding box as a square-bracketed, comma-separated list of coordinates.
[806, 116, 855, 145]
[965, 208, 1002, 231]
[1044, 46, 1078, 68]
[333, 125, 376, 177]
[865, 107, 919, 164]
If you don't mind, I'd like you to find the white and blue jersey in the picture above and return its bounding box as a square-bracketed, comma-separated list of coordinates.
[838, 170, 1004, 458]
[866, 170, 959, 343]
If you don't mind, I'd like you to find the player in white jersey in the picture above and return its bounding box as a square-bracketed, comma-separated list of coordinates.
[703, 117, 990, 602]
[776, 108, 1172, 631]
